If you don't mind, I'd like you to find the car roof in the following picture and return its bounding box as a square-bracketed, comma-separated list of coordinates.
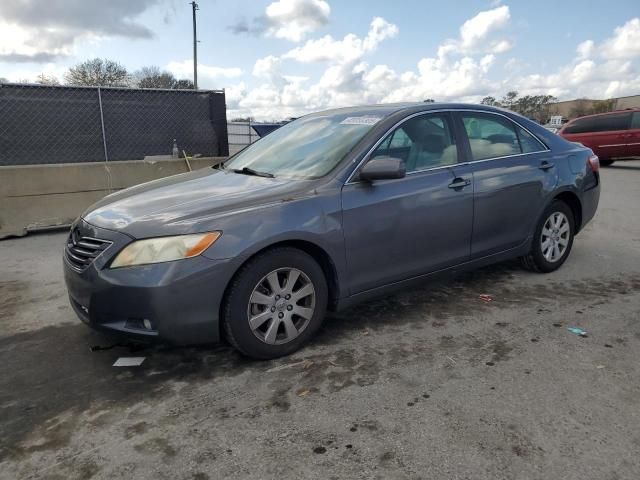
[305, 102, 515, 119]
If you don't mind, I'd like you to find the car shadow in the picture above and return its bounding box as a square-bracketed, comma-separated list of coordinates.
[605, 163, 640, 171]
[0, 260, 521, 461]
[2, 259, 639, 462]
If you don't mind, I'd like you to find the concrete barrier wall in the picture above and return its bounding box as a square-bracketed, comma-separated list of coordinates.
[0, 157, 226, 239]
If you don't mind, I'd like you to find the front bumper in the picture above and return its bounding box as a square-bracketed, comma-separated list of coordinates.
[63, 220, 237, 345]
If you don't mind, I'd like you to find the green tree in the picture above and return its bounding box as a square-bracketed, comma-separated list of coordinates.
[173, 79, 195, 89]
[35, 73, 60, 85]
[501, 91, 519, 110]
[135, 66, 176, 88]
[480, 96, 499, 106]
[64, 58, 130, 87]
[134, 66, 195, 89]
[509, 94, 557, 122]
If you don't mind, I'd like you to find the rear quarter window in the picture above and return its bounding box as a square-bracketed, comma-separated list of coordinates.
[516, 125, 547, 153]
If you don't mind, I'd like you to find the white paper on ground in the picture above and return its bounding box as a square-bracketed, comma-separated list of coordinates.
[113, 357, 146, 367]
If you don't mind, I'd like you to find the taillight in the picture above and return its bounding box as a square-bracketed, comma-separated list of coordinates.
[587, 154, 599, 173]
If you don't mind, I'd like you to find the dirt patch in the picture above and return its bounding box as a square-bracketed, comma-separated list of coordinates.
[0, 279, 29, 321]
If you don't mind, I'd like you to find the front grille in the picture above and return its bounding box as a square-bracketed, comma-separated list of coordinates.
[65, 229, 112, 271]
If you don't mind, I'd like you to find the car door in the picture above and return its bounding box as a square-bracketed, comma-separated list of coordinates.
[628, 111, 640, 157]
[341, 112, 474, 294]
[456, 111, 558, 258]
[590, 112, 632, 159]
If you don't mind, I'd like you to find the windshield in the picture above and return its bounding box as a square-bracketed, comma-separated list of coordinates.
[224, 112, 384, 178]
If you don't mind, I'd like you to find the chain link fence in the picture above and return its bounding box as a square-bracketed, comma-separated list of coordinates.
[0, 83, 228, 166]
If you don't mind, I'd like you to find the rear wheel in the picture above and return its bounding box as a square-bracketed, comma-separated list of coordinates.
[600, 159, 615, 166]
[222, 247, 328, 359]
[521, 200, 575, 273]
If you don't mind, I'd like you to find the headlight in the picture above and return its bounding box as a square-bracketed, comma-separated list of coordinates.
[110, 232, 221, 268]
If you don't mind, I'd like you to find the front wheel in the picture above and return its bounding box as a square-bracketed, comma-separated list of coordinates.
[521, 200, 575, 273]
[599, 159, 615, 166]
[222, 247, 328, 359]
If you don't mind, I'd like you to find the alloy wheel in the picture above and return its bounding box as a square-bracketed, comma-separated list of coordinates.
[540, 211, 570, 263]
[247, 268, 316, 345]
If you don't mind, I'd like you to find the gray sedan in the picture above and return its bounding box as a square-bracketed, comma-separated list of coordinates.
[63, 103, 600, 358]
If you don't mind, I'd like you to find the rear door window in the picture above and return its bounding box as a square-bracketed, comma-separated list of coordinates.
[461, 113, 545, 161]
[631, 112, 640, 130]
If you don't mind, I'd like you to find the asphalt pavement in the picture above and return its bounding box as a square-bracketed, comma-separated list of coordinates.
[1, 161, 639, 480]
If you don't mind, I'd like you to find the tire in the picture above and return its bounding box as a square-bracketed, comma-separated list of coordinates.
[520, 200, 575, 273]
[599, 159, 615, 166]
[222, 247, 328, 359]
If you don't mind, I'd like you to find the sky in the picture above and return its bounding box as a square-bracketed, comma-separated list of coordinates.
[1, 0, 639, 120]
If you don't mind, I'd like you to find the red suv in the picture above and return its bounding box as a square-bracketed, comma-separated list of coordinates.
[559, 109, 640, 166]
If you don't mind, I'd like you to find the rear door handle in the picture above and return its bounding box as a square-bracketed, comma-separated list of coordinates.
[539, 161, 555, 171]
[448, 178, 471, 189]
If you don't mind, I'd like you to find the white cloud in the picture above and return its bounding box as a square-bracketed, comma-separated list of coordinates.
[224, 82, 248, 110]
[230, 9, 510, 119]
[0, 0, 162, 63]
[253, 55, 281, 78]
[364, 17, 400, 51]
[511, 17, 640, 100]
[229, 9, 640, 120]
[283, 17, 398, 63]
[428, 5, 513, 57]
[459, 5, 511, 50]
[492, 40, 513, 54]
[576, 40, 595, 59]
[600, 18, 640, 60]
[166, 60, 243, 86]
[0, 21, 72, 62]
[264, 0, 330, 42]
[512, 55, 639, 99]
[380, 53, 498, 103]
[1, 62, 67, 83]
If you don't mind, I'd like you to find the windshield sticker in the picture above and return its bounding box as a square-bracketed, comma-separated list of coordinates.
[340, 116, 382, 126]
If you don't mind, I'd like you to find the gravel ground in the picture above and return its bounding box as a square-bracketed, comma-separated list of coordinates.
[1, 161, 639, 480]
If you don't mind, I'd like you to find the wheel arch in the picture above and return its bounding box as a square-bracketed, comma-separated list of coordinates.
[218, 239, 341, 341]
[552, 190, 583, 233]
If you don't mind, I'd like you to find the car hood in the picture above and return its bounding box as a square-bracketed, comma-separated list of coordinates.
[83, 167, 312, 238]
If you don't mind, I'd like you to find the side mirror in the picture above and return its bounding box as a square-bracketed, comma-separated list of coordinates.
[359, 156, 406, 182]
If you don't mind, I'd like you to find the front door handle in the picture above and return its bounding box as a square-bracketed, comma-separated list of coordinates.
[448, 178, 471, 189]
[539, 161, 555, 171]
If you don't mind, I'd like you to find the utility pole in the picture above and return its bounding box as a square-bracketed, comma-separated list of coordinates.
[191, 1, 199, 90]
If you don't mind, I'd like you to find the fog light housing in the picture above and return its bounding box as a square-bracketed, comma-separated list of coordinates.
[125, 318, 156, 332]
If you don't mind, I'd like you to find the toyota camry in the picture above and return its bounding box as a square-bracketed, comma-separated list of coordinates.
[64, 103, 600, 359]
